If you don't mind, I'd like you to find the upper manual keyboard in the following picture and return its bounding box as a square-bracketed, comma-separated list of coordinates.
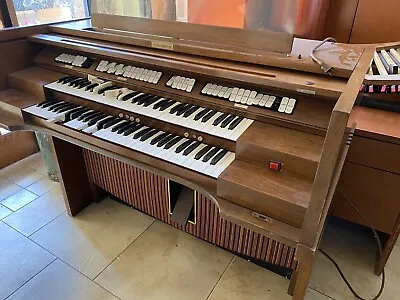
[44, 76, 254, 141]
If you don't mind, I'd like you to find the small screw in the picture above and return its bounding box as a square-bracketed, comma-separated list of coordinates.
[298, 54, 302, 59]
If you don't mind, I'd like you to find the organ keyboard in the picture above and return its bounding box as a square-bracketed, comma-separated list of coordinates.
[0, 15, 374, 300]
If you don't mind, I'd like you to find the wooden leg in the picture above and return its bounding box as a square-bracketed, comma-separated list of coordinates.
[51, 137, 95, 216]
[375, 214, 400, 275]
[292, 262, 313, 300]
[288, 269, 299, 296]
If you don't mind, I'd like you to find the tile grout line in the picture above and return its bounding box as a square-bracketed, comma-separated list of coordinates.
[93, 219, 157, 282]
[308, 287, 337, 300]
[205, 255, 235, 300]
[27, 210, 67, 238]
[2, 220, 122, 300]
[3, 257, 57, 300]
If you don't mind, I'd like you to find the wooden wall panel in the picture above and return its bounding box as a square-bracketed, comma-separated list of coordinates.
[331, 162, 400, 234]
[350, 0, 400, 43]
[323, 0, 359, 43]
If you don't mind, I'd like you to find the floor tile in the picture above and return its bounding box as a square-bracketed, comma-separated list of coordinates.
[0, 203, 12, 219]
[31, 198, 154, 279]
[386, 244, 400, 275]
[0, 222, 55, 299]
[7, 259, 117, 300]
[1, 189, 38, 211]
[0, 180, 22, 201]
[309, 251, 396, 300]
[3, 188, 66, 236]
[96, 220, 233, 300]
[12, 169, 45, 188]
[0, 161, 31, 181]
[25, 177, 59, 196]
[208, 256, 327, 300]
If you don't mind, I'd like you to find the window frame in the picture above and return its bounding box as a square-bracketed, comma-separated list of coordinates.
[1, 0, 90, 28]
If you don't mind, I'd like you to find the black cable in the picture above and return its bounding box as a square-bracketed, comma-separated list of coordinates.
[319, 190, 385, 300]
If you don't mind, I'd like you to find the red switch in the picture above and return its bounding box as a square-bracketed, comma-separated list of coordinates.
[269, 161, 282, 172]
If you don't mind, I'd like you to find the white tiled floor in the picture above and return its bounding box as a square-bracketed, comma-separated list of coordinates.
[0, 153, 397, 300]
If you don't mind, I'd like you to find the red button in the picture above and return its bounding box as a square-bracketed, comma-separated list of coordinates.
[269, 161, 282, 172]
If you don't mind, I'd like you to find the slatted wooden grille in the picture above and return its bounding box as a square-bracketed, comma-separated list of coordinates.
[83, 149, 297, 271]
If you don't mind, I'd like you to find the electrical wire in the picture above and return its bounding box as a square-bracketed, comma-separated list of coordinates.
[319, 190, 385, 300]
[310, 37, 337, 75]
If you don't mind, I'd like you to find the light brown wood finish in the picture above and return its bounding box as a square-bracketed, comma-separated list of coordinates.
[91, 13, 294, 54]
[350, 0, 400, 44]
[0, 131, 38, 169]
[323, 0, 359, 43]
[51, 137, 94, 215]
[51, 19, 363, 78]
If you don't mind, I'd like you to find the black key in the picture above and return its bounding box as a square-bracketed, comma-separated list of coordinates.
[85, 83, 99, 91]
[60, 76, 79, 84]
[201, 110, 217, 123]
[88, 114, 108, 126]
[202, 147, 220, 163]
[143, 96, 161, 107]
[228, 116, 244, 130]
[157, 134, 175, 148]
[133, 127, 153, 139]
[57, 75, 74, 83]
[176, 104, 193, 116]
[111, 121, 130, 132]
[117, 122, 135, 134]
[213, 113, 229, 126]
[121, 91, 140, 101]
[137, 95, 156, 106]
[67, 107, 90, 121]
[140, 129, 159, 141]
[194, 108, 210, 121]
[163, 136, 182, 149]
[194, 145, 212, 160]
[131, 93, 149, 103]
[210, 149, 228, 165]
[97, 85, 119, 95]
[48, 102, 69, 111]
[69, 78, 86, 87]
[96, 116, 115, 129]
[152, 99, 168, 110]
[175, 140, 193, 154]
[183, 106, 199, 118]
[57, 103, 78, 113]
[150, 132, 169, 145]
[40, 100, 61, 108]
[124, 124, 143, 136]
[169, 103, 184, 114]
[183, 141, 201, 156]
[75, 80, 91, 88]
[103, 118, 122, 129]
[159, 100, 176, 111]
[81, 111, 101, 122]
[220, 115, 236, 128]
[132, 94, 151, 104]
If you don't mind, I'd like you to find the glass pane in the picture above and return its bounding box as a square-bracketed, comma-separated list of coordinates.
[91, 0, 296, 34]
[12, 0, 89, 26]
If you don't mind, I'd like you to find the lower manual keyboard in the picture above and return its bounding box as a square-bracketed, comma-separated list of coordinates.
[23, 100, 235, 179]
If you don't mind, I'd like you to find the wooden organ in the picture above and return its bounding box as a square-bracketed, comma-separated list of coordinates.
[0, 15, 374, 299]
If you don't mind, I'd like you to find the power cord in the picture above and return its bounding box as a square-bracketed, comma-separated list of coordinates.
[310, 37, 337, 75]
[319, 190, 385, 300]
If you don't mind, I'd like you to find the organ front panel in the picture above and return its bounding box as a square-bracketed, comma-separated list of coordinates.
[0, 16, 372, 299]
